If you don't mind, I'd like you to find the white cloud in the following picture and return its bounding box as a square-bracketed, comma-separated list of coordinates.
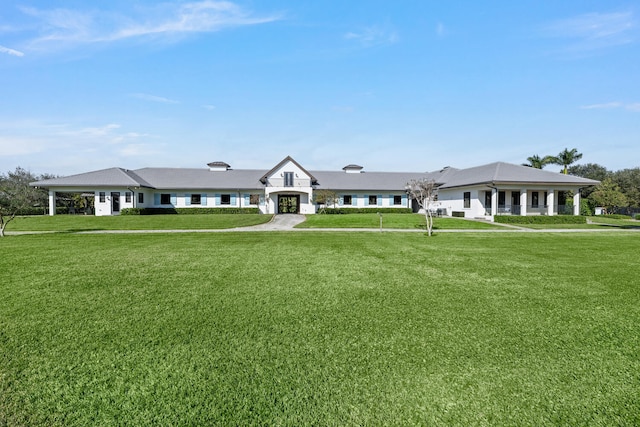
[202, 104, 216, 110]
[0, 136, 44, 155]
[435, 22, 446, 38]
[580, 102, 622, 109]
[580, 101, 640, 112]
[541, 11, 636, 52]
[130, 93, 180, 104]
[345, 26, 398, 47]
[20, 1, 281, 49]
[0, 45, 24, 57]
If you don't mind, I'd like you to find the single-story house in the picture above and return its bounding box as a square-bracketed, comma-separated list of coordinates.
[30, 156, 599, 220]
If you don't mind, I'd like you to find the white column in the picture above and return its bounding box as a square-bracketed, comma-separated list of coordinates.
[573, 191, 580, 215]
[48, 190, 56, 216]
[491, 188, 498, 217]
[547, 190, 555, 216]
[520, 189, 527, 216]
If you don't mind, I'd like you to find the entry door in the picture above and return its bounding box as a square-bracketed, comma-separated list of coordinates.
[484, 191, 492, 214]
[111, 192, 120, 213]
[278, 195, 299, 213]
[511, 191, 520, 215]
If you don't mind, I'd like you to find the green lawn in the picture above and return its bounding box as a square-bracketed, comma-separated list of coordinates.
[517, 216, 640, 230]
[297, 213, 501, 229]
[1, 232, 639, 425]
[6, 214, 272, 232]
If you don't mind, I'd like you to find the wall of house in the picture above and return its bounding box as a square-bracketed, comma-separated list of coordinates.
[151, 190, 263, 210]
[437, 186, 486, 218]
[330, 192, 410, 209]
[94, 189, 136, 216]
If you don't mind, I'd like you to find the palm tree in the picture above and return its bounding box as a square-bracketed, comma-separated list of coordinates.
[550, 148, 583, 174]
[523, 154, 554, 169]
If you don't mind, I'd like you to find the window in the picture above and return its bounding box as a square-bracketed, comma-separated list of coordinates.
[221, 194, 231, 205]
[343, 195, 352, 205]
[99, 192, 105, 203]
[250, 194, 260, 205]
[368, 195, 377, 205]
[393, 195, 402, 205]
[531, 192, 539, 208]
[160, 193, 171, 205]
[138, 193, 144, 204]
[125, 192, 131, 203]
[284, 172, 294, 187]
[463, 192, 471, 208]
[191, 194, 201, 205]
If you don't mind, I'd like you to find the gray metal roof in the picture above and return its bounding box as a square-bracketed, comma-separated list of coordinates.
[30, 161, 600, 191]
[312, 170, 440, 191]
[133, 168, 265, 190]
[30, 167, 154, 188]
[438, 162, 600, 189]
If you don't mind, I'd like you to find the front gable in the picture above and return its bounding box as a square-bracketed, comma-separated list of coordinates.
[260, 156, 317, 185]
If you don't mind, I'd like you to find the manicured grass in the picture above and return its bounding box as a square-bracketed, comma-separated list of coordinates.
[520, 216, 640, 230]
[1, 232, 638, 425]
[297, 213, 501, 229]
[6, 214, 272, 232]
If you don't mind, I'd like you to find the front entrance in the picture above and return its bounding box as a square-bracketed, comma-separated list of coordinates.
[111, 192, 120, 213]
[278, 195, 300, 214]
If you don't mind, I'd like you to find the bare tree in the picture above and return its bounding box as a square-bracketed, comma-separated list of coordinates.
[0, 167, 46, 237]
[405, 179, 438, 236]
[313, 189, 339, 214]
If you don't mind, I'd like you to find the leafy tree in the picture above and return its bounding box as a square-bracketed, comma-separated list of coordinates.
[611, 168, 640, 208]
[405, 179, 438, 236]
[550, 148, 583, 174]
[523, 154, 554, 169]
[568, 163, 610, 181]
[568, 163, 610, 199]
[588, 178, 627, 214]
[0, 167, 47, 237]
[313, 190, 339, 214]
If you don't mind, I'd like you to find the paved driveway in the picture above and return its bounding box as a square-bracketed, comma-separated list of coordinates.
[241, 214, 307, 230]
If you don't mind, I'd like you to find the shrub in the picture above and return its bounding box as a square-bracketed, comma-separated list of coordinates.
[120, 207, 260, 215]
[494, 215, 586, 224]
[321, 208, 412, 215]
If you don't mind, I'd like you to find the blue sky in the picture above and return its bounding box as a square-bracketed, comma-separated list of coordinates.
[1, 1, 638, 176]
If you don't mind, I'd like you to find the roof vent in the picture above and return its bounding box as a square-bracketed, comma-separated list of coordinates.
[342, 164, 364, 174]
[207, 161, 231, 171]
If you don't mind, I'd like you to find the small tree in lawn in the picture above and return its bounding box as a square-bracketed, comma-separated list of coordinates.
[0, 167, 45, 237]
[406, 179, 438, 236]
[313, 189, 339, 214]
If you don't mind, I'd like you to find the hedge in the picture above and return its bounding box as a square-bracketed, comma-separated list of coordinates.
[120, 207, 261, 215]
[320, 208, 413, 215]
[494, 215, 586, 225]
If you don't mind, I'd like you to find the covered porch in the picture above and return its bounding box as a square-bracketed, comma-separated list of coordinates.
[482, 188, 581, 217]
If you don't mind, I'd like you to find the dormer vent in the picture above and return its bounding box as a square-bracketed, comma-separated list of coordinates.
[342, 164, 364, 174]
[207, 161, 231, 171]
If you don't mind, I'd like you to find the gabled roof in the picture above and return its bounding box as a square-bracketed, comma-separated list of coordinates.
[438, 162, 600, 189]
[260, 156, 317, 184]
[133, 168, 264, 190]
[30, 167, 154, 188]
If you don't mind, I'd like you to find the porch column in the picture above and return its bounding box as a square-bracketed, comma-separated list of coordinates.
[48, 190, 56, 216]
[491, 188, 497, 217]
[520, 189, 527, 216]
[547, 190, 555, 216]
[573, 191, 580, 215]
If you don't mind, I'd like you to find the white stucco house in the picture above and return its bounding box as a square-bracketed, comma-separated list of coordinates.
[30, 156, 599, 220]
